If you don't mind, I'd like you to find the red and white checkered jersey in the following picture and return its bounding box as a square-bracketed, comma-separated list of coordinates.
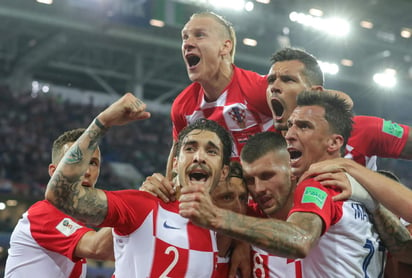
[251, 179, 386, 277]
[5, 200, 91, 278]
[101, 190, 218, 278]
[345, 115, 409, 170]
[171, 65, 274, 160]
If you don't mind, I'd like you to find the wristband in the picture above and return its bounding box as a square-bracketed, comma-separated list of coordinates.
[345, 173, 378, 212]
[94, 118, 108, 131]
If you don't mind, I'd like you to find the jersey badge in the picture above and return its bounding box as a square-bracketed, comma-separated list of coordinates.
[382, 120, 404, 138]
[228, 107, 246, 128]
[56, 218, 83, 236]
[301, 187, 327, 209]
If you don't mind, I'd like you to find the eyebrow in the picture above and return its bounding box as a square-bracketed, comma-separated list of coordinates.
[184, 140, 221, 150]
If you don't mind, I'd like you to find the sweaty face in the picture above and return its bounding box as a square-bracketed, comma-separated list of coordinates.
[241, 150, 293, 218]
[181, 15, 230, 83]
[285, 105, 333, 179]
[174, 129, 227, 192]
[266, 60, 312, 131]
[211, 177, 248, 214]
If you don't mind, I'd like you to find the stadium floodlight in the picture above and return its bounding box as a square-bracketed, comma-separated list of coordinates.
[373, 69, 397, 88]
[209, 0, 246, 11]
[289, 11, 350, 37]
[319, 61, 339, 75]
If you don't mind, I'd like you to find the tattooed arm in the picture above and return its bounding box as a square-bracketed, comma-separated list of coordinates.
[45, 93, 151, 226]
[370, 205, 412, 264]
[179, 184, 323, 259]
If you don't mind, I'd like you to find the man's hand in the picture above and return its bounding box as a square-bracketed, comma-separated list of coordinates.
[140, 173, 176, 202]
[229, 240, 251, 278]
[97, 93, 151, 128]
[179, 184, 222, 230]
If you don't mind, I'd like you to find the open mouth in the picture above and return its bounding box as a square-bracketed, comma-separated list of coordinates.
[288, 148, 302, 162]
[186, 54, 200, 68]
[270, 98, 284, 120]
[188, 166, 210, 184]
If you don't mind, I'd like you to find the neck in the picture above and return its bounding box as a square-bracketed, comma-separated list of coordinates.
[201, 62, 233, 102]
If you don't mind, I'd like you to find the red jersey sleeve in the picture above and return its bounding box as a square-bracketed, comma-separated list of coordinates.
[350, 115, 409, 157]
[100, 189, 160, 236]
[28, 200, 93, 262]
[288, 179, 343, 235]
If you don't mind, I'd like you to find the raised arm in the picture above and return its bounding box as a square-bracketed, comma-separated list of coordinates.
[400, 128, 412, 159]
[45, 93, 150, 226]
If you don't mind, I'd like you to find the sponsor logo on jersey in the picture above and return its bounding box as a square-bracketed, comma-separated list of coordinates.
[301, 187, 327, 209]
[56, 218, 83, 236]
[163, 220, 180, 230]
[382, 120, 404, 138]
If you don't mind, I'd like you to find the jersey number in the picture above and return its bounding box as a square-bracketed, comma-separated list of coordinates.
[159, 246, 179, 278]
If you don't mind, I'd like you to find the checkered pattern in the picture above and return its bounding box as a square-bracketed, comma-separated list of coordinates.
[172, 66, 274, 159]
[105, 191, 218, 278]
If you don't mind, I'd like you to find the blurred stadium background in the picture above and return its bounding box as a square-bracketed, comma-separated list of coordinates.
[1, 0, 412, 276]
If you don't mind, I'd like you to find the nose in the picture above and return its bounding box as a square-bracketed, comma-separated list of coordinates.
[84, 166, 91, 178]
[182, 37, 194, 51]
[193, 149, 206, 163]
[254, 179, 266, 194]
[284, 124, 297, 142]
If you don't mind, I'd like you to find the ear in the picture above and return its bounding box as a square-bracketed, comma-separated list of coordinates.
[310, 85, 324, 91]
[219, 164, 230, 182]
[220, 39, 232, 57]
[48, 164, 56, 177]
[327, 134, 344, 154]
[172, 156, 178, 174]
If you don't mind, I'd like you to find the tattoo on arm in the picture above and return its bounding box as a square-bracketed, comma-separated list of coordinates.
[372, 206, 411, 254]
[49, 172, 107, 225]
[219, 211, 321, 259]
[65, 145, 83, 164]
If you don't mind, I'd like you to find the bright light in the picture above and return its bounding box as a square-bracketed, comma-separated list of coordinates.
[256, 0, 270, 3]
[373, 69, 397, 88]
[341, 59, 353, 67]
[0, 202, 5, 210]
[289, 12, 350, 37]
[6, 200, 18, 206]
[319, 61, 339, 75]
[42, 85, 50, 93]
[400, 28, 411, 39]
[209, 0, 245, 11]
[244, 1, 254, 11]
[243, 38, 257, 47]
[150, 19, 165, 28]
[309, 8, 323, 17]
[36, 0, 53, 4]
[360, 20, 374, 29]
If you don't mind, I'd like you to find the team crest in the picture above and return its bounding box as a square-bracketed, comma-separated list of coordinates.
[228, 107, 246, 128]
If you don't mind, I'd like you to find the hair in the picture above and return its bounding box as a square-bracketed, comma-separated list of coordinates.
[377, 170, 400, 182]
[51, 128, 85, 164]
[296, 90, 353, 154]
[270, 47, 324, 86]
[228, 161, 244, 180]
[190, 11, 237, 63]
[176, 118, 233, 166]
[241, 131, 287, 163]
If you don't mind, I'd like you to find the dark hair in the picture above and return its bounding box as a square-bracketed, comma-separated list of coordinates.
[176, 119, 233, 166]
[241, 131, 287, 163]
[296, 90, 353, 155]
[228, 161, 244, 180]
[270, 48, 324, 86]
[51, 128, 85, 164]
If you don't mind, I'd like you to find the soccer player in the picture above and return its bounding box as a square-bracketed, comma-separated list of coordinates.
[44, 93, 234, 277]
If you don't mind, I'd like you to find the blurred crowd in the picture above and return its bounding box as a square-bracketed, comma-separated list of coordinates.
[0, 86, 172, 198]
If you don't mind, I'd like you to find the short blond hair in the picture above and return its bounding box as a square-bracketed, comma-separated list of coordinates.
[190, 12, 236, 63]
